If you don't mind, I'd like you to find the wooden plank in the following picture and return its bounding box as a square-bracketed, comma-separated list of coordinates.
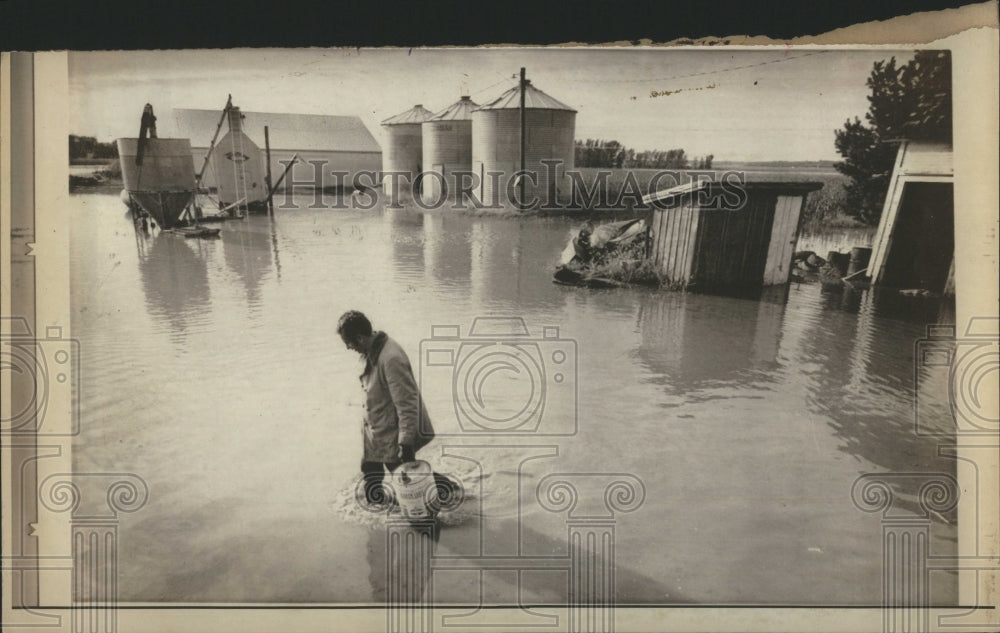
[899, 140, 953, 177]
[666, 204, 683, 281]
[762, 195, 803, 285]
[655, 207, 669, 271]
[681, 206, 700, 286]
[650, 210, 663, 269]
[868, 142, 909, 281]
[869, 177, 908, 283]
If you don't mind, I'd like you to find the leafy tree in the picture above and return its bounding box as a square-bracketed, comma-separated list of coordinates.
[574, 139, 695, 169]
[69, 135, 118, 161]
[834, 50, 951, 225]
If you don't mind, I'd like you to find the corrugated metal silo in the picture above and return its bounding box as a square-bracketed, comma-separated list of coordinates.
[382, 104, 435, 194]
[421, 96, 478, 204]
[471, 81, 576, 207]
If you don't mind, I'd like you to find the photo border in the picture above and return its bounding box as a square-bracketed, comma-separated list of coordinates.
[2, 7, 998, 631]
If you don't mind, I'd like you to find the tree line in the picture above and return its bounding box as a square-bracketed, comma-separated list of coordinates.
[575, 139, 713, 170]
[69, 135, 118, 161]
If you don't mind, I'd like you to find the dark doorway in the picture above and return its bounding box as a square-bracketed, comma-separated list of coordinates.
[880, 182, 954, 292]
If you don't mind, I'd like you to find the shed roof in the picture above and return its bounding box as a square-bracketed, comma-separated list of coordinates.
[475, 81, 576, 112]
[382, 104, 436, 126]
[643, 179, 823, 206]
[173, 108, 381, 153]
[427, 96, 479, 122]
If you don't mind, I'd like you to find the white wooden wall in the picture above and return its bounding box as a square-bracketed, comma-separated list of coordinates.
[762, 195, 804, 285]
[650, 201, 700, 285]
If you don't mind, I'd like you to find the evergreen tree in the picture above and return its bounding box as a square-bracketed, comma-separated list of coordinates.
[834, 50, 951, 225]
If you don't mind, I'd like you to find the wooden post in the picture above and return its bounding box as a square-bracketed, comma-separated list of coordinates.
[265, 153, 299, 210]
[195, 94, 232, 193]
[519, 67, 526, 210]
[264, 125, 274, 216]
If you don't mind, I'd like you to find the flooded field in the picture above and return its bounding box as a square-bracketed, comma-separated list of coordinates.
[69, 192, 956, 605]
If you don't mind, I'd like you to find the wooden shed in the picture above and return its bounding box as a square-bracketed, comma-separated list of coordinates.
[642, 180, 822, 290]
[867, 141, 954, 293]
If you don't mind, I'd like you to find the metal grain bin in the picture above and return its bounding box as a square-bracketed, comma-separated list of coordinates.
[382, 104, 435, 195]
[471, 81, 576, 207]
[421, 96, 478, 205]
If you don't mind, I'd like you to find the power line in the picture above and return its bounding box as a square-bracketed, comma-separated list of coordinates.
[469, 74, 518, 98]
[573, 50, 833, 84]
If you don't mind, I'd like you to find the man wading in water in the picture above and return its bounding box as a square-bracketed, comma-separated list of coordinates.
[338, 310, 456, 510]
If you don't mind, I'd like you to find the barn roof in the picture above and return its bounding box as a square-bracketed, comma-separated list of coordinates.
[475, 81, 576, 112]
[172, 108, 382, 153]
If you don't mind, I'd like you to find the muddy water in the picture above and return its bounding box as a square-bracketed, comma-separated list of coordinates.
[70, 193, 956, 605]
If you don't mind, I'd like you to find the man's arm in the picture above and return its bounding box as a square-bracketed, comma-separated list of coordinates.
[384, 353, 421, 456]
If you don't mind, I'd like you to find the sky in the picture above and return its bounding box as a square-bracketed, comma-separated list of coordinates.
[69, 47, 916, 163]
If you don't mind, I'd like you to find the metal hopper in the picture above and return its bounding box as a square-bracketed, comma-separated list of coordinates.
[117, 105, 196, 229]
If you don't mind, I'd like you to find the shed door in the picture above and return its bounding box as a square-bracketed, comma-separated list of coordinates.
[692, 194, 776, 289]
[762, 195, 804, 285]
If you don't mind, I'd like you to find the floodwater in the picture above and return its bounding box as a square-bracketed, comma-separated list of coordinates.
[70, 192, 957, 606]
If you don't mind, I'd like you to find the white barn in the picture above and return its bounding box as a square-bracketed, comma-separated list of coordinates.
[172, 109, 382, 192]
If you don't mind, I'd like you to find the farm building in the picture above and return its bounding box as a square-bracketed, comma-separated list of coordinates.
[472, 81, 576, 206]
[642, 180, 822, 290]
[421, 96, 478, 204]
[209, 106, 268, 211]
[867, 140, 954, 294]
[172, 108, 382, 193]
[382, 104, 436, 195]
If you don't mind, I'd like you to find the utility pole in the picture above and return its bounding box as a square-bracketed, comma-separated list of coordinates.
[519, 67, 526, 210]
[264, 125, 274, 216]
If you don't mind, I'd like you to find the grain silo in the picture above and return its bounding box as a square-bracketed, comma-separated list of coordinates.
[381, 104, 435, 195]
[471, 81, 576, 207]
[421, 96, 478, 205]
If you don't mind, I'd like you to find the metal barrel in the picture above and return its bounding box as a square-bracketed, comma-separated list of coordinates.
[826, 251, 850, 276]
[846, 247, 872, 276]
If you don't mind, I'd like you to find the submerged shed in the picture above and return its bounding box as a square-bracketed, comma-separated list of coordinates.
[642, 180, 822, 290]
[867, 140, 954, 293]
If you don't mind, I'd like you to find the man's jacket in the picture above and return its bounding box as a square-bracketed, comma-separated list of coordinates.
[360, 332, 435, 463]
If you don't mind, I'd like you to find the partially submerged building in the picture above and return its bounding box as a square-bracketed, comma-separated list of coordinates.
[867, 140, 954, 294]
[174, 108, 382, 193]
[471, 81, 576, 206]
[381, 104, 436, 194]
[642, 180, 822, 290]
[421, 96, 478, 204]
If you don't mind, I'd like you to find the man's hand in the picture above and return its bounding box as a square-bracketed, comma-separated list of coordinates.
[398, 444, 415, 464]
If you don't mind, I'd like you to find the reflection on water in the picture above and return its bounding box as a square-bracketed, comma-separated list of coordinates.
[138, 233, 212, 335]
[70, 193, 957, 605]
[220, 218, 277, 308]
[637, 286, 790, 390]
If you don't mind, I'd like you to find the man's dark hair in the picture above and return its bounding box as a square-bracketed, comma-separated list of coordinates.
[337, 310, 373, 340]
